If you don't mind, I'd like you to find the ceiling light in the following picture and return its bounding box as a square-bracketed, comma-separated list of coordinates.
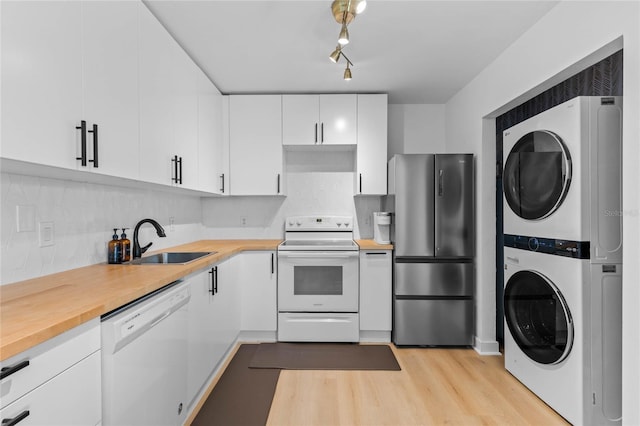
[331, 0, 366, 25]
[338, 22, 349, 46]
[344, 64, 352, 81]
[329, 46, 342, 63]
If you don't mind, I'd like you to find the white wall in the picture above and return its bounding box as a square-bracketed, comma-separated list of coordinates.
[388, 104, 446, 159]
[444, 1, 640, 423]
[0, 172, 203, 285]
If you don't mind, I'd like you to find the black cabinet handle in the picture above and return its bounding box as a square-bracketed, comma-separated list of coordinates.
[178, 157, 183, 185]
[365, 252, 388, 256]
[214, 266, 218, 294]
[277, 174, 281, 194]
[0, 360, 29, 380]
[171, 155, 178, 184]
[321, 122, 324, 143]
[220, 174, 225, 193]
[75, 120, 87, 166]
[1, 410, 30, 426]
[271, 253, 274, 275]
[359, 173, 362, 193]
[208, 268, 214, 295]
[88, 123, 98, 168]
[314, 123, 318, 144]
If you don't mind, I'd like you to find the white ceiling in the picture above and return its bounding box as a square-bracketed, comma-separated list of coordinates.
[144, 0, 559, 104]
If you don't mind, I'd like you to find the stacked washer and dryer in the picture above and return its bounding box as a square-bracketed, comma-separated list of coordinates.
[502, 96, 623, 425]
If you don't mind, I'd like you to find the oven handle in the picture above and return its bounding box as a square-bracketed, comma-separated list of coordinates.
[277, 251, 359, 259]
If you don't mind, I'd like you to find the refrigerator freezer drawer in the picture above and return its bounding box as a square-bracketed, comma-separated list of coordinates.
[395, 262, 473, 296]
[393, 299, 473, 346]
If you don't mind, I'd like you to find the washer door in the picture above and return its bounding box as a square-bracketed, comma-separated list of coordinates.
[504, 270, 573, 364]
[503, 130, 571, 220]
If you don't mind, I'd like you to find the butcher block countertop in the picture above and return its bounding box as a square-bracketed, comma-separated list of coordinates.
[356, 239, 394, 250]
[0, 239, 281, 362]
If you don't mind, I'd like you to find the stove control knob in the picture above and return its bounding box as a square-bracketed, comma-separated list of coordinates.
[296, 221, 302, 226]
[345, 222, 350, 227]
[336, 222, 342, 227]
[288, 221, 294, 226]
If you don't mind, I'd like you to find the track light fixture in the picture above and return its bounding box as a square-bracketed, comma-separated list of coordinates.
[338, 21, 349, 45]
[329, 45, 342, 63]
[329, 0, 366, 80]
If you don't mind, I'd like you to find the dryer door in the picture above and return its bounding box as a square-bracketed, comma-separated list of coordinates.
[504, 270, 573, 364]
[503, 130, 571, 220]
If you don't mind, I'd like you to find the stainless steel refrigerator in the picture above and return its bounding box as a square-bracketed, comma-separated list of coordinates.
[386, 154, 474, 346]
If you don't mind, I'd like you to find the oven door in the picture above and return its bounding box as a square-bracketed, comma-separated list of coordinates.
[278, 251, 359, 312]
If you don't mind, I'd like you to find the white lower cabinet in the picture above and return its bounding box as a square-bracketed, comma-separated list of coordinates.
[186, 256, 241, 409]
[0, 320, 101, 426]
[240, 251, 277, 333]
[359, 250, 392, 339]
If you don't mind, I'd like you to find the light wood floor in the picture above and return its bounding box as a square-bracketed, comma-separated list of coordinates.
[266, 345, 569, 426]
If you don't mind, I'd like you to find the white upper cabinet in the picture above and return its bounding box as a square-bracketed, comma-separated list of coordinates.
[356, 94, 388, 195]
[1, 1, 83, 169]
[229, 95, 283, 195]
[282, 94, 357, 145]
[197, 71, 225, 195]
[1, 2, 140, 179]
[139, 4, 183, 187]
[82, 1, 139, 180]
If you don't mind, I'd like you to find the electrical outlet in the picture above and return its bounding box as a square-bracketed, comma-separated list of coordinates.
[39, 222, 54, 247]
[240, 217, 247, 227]
[169, 217, 175, 232]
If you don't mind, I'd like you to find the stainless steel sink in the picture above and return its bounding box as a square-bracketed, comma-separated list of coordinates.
[129, 251, 214, 265]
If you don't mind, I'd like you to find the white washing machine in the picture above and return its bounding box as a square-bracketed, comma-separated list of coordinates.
[502, 96, 622, 263]
[503, 244, 622, 425]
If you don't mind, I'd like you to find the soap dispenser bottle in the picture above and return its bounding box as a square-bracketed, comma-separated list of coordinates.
[108, 229, 122, 264]
[120, 228, 131, 262]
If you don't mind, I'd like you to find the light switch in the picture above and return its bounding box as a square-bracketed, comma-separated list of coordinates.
[16, 205, 36, 232]
[39, 222, 55, 247]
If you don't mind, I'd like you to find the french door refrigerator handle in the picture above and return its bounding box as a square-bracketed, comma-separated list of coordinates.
[438, 169, 444, 196]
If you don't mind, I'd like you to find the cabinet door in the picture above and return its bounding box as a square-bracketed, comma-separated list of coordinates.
[172, 47, 199, 190]
[359, 250, 392, 331]
[356, 94, 388, 194]
[138, 4, 178, 186]
[282, 95, 319, 145]
[82, 1, 139, 179]
[1, 1, 82, 169]
[229, 95, 283, 195]
[213, 257, 241, 355]
[197, 70, 225, 194]
[240, 252, 277, 331]
[0, 351, 101, 426]
[186, 269, 218, 407]
[319, 94, 357, 145]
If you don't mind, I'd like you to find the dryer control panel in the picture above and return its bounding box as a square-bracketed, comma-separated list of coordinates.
[504, 234, 589, 259]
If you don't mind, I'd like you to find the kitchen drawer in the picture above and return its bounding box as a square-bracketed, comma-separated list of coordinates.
[393, 299, 473, 346]
[395, 262, 473, 296]
[0, 351, 101, 426]
[0, 319, 100, 409]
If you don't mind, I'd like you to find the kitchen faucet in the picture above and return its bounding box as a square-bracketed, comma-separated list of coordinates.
[132, 218, 166, 259]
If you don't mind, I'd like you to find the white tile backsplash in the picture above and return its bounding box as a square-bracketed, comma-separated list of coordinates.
[202, 172, 381, 240]
[0, 172, 203, 285]
[1, 170, 383, 285]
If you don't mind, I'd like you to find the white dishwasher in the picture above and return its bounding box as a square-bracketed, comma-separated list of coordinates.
[101, 280, 190, 426]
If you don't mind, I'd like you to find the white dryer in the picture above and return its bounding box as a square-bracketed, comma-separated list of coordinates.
[503, 243, 622, 425]
[502, 96, 622, 263]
